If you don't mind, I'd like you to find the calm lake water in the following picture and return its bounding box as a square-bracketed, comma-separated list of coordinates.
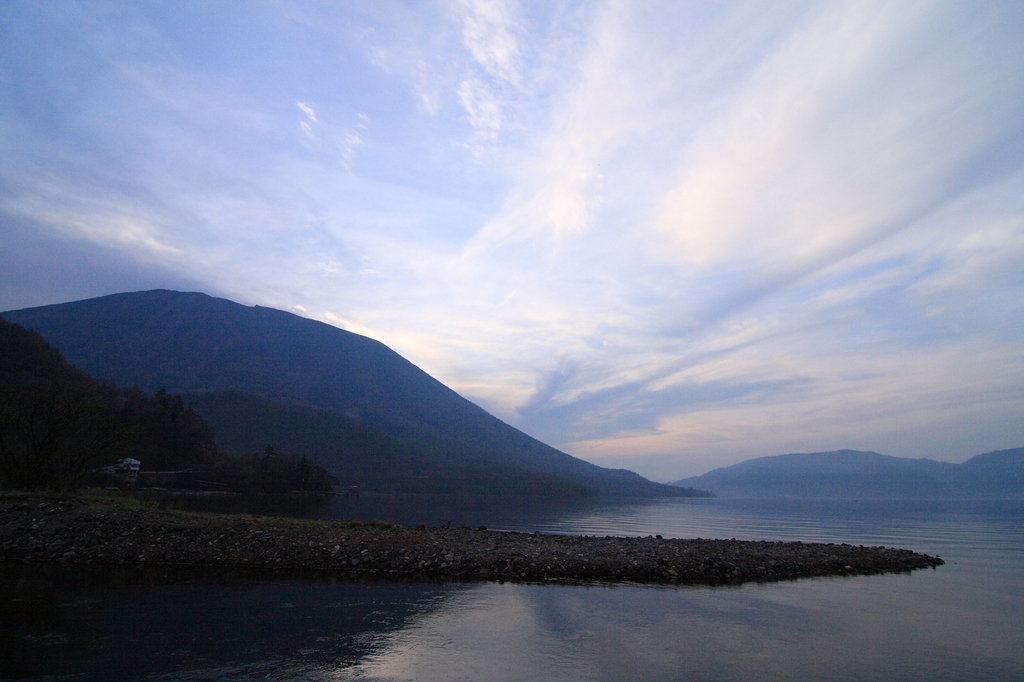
[3, 496, 1023, 681]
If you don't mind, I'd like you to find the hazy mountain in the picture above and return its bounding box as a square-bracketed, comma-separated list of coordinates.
[953, 448, 1024, 498]
[670, 448, 1024, 498]
[4, 290, 688, 496]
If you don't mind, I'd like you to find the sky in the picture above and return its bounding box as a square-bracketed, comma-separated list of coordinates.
[2, 1, 1023, 480]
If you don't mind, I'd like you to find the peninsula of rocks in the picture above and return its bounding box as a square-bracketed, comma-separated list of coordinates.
[0, 495, 944, 585]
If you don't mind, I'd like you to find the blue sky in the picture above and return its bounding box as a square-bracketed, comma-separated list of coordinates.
[2, 1, 1023, 480]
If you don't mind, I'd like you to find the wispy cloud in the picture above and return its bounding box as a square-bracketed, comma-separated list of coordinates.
[457, 0, 522, 84]
[452, 0, 523, 138]
[297, 101, 319, 140]
[2, 0, 1022, 479]
[447, 1, 1024, 475]
[297, 101, 319, 123]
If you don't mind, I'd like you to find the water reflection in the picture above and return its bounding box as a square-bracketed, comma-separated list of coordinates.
[0, 563, 463, 681]
[3, 499, 1022, 681]
[143, 490, 649, 530]
[133, 490, 336, 519]
[325, 493, 628, 531]
[341, 576, 981, 682]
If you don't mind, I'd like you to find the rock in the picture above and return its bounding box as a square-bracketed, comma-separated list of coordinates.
[0, 494, 944, 587]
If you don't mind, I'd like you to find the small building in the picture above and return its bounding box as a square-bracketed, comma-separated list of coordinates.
[99, 458, 141, 481]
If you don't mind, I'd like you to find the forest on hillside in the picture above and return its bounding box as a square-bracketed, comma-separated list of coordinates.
[0, 316, 335, 494]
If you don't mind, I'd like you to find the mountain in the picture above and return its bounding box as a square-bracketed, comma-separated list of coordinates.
[0, 315, 130, 490]
[953, 448, 1024, 498]
[0, 315, 340, 493]
[669, 448, 1024, 498]
[3, 290, 687, 497]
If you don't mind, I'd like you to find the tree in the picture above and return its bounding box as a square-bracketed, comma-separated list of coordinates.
[0, 317, 129, 490]
[0, 381, 126, 491]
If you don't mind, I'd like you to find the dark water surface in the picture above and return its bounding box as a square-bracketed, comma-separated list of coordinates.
[3, 497, 1022, 681]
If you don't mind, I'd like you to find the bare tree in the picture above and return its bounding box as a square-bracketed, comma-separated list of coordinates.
[0, 382, 126, 491]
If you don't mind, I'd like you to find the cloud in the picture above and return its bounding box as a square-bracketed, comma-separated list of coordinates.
[295, 101, 368, 168]
[450, 0, 523, 137]
[444, 1, 1024, 476]
[353, 0, 538, 146]
[0, 213, 204, 312]
[338, 119, 368, 170]
[2, 1, 1022, 480]
[321, 311, 379, 340]
[457, 78, 502, 136]
[649, 2, 1024, 278]
[457, 0, 522, 84]
[297, 102, 319, 140]
[296, 101, 319, 123]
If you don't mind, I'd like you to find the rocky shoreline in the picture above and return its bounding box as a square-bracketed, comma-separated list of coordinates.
[0, 495, 943, 585]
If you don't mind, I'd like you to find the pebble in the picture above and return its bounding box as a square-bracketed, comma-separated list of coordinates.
[0, 495, 944, 586]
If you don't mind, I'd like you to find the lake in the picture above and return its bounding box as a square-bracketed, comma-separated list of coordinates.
[3, 496, 1022, 681]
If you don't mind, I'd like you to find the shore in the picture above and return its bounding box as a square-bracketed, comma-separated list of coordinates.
[0, 494, 943, 585]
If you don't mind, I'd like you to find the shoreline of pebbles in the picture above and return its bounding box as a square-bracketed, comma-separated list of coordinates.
[1, 494, 944, 585]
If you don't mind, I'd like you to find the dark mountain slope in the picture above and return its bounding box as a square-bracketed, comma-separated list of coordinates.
[182, 391, 599, 495]
[0, 316, 127, 490]
[5, 290, 681, 496]
[0, 315, 211, 488]
[0, 315, 340, 493]
[670, 448, 1023, 498]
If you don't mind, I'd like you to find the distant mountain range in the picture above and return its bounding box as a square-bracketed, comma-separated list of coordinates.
[670, 448, 1024, 498]
[3, 290, 694, 497]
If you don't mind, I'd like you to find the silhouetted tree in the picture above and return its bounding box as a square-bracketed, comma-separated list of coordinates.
[0, 318, 127, 490]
